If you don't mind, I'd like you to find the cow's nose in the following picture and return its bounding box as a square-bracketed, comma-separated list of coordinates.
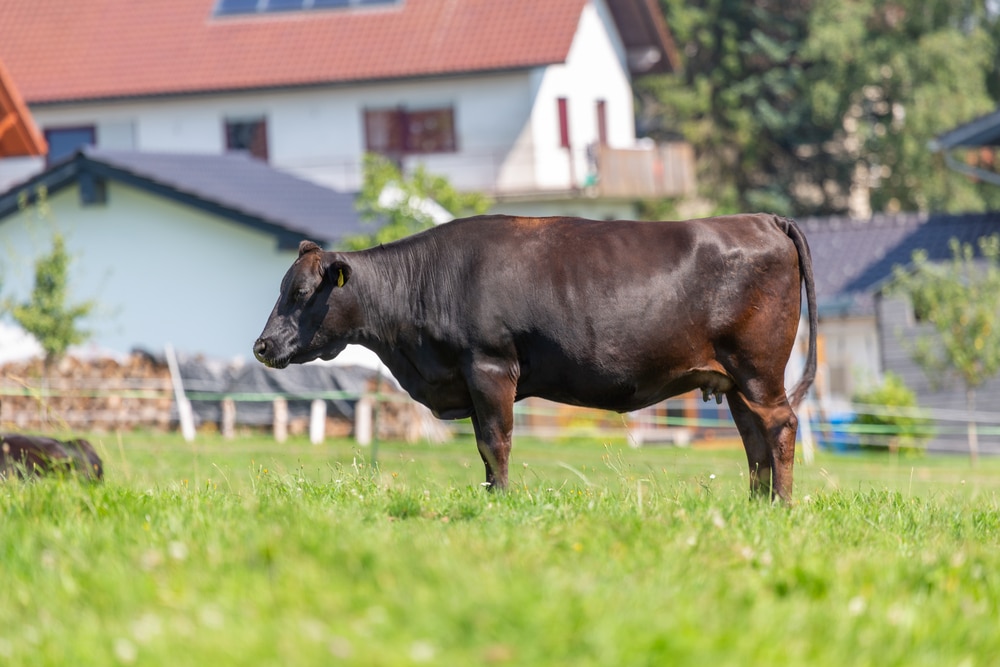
[253, 338, 268, 360]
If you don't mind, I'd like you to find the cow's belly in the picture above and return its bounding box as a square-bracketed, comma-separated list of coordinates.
[516, 355, 732, 413]
[377, 346, 477, 420]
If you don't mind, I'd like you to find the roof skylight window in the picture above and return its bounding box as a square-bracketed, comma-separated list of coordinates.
[216, 0, 398, 15]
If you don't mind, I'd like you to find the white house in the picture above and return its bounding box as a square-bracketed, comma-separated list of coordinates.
[0, 0, 691, 220]
[0, 148, 367, 359]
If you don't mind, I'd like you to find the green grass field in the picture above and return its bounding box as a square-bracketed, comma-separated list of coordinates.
[1, 431, 998, 666]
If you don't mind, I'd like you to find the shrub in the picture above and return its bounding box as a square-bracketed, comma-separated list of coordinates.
[851, 373, 932, 455]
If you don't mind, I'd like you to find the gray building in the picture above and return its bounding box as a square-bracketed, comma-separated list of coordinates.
[803, 211, 1000, 453]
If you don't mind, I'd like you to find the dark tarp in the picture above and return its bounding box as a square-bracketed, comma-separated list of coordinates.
[149, 349, 380, 427]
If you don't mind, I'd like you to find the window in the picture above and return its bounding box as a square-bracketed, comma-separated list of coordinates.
[217, 0, 259, 13]
[44, 126, 96, 163]
[216, 0, 396, 15]
[225, 117, 269, 161]
[364, 107, 456, 156]
[268, 0, 305, 10]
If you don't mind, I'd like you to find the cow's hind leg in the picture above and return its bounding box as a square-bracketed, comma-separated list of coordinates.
[727, 391, 798, 503]
[727, 392, 773, 498]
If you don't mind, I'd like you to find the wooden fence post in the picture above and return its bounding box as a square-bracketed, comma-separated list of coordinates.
[221, 398, 236, 439]
[273, 397, 288, 443]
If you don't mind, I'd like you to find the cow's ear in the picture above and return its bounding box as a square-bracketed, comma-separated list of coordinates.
[324, 257, 352, 288]
[298, 240, 322, 257]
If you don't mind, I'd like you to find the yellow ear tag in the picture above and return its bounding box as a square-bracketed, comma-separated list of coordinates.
[337, 269, 345, 288]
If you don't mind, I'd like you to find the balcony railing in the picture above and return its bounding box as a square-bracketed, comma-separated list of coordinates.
[281, 140, 697, 200]
[592, 142, 696, 199]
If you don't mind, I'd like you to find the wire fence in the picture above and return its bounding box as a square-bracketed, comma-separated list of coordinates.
[2, 377, 997, 456]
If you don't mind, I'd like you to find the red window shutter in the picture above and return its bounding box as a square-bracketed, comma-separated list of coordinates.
[404, 108, 456, 153]
[364, 108, 405, 154]
[557, 97, 571, 149]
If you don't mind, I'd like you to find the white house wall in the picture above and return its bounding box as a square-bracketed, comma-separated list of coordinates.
[32, 72, 537, 194]
[0, 181, 297, 360]
[528, 0, 636, 191]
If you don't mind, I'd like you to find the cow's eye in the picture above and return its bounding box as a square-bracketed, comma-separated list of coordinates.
[295, 287, 310, 301]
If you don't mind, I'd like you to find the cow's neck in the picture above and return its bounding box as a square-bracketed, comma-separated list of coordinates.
[352, 242, 441, 348]
[350, 243, 463, 389]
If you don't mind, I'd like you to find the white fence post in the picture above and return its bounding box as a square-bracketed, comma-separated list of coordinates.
[165, 343, 196, 442]
[309, 399, 326, 445]
[355, 395, 373, 446]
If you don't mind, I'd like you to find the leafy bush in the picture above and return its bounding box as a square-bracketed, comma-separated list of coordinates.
[851, 373, 932, 455]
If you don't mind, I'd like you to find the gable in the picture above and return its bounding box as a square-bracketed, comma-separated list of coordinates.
[0, 148, 365, 249]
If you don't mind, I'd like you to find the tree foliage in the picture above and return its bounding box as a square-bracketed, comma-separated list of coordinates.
[7, 232, 94, 366]
[341, 154, 492, 251]
[889, 235, 1000, 391]
[887, 234, 1000, 461]
[641, 0, 1000, 217]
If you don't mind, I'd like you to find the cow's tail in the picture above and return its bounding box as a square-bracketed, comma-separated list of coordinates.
[778, 216, 818, 408]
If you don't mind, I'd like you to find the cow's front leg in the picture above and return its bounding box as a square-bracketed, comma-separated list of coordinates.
[470, 412, 511, 490]
[466, 354, 518, 491]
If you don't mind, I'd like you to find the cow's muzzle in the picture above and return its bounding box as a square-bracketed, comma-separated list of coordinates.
[252, 337, 290, 369]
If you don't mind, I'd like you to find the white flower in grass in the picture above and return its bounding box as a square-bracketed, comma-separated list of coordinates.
[411, 641, 436, 662]
[113, 638, 138, 663]
[848, 596, 867, 616]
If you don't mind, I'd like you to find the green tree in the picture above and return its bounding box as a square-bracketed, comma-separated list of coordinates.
[642, 0, 1000, 217]
[341, 154, 492, 251]
[887, 235, 1000, 463]
[801, 0, 1000, 215]
[639, 0, 814, 215]
[8, 232, 95, 367]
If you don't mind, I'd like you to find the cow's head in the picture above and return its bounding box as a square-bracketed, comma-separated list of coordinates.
[253, 240, 358, 369]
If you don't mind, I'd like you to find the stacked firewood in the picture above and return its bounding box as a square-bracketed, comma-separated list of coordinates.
[0, 353, 451, 442]
[0, 354, 174, 432]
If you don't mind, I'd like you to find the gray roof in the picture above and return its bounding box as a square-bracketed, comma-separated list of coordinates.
[802, 211, 1000, 317]
[929, 108, 1000, 151]
[0, 147, 366, 249]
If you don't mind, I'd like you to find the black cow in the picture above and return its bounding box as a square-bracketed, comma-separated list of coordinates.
[254, 214, 817, 502]
[1, 433, 104, 480]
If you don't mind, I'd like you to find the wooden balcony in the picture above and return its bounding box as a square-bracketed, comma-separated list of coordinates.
[592, 141, 696, 199]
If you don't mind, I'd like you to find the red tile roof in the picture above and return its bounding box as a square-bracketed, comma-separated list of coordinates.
[0, 0, 676, 105]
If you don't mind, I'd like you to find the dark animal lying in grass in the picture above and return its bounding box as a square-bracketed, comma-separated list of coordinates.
[0, 433, 104, 480]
